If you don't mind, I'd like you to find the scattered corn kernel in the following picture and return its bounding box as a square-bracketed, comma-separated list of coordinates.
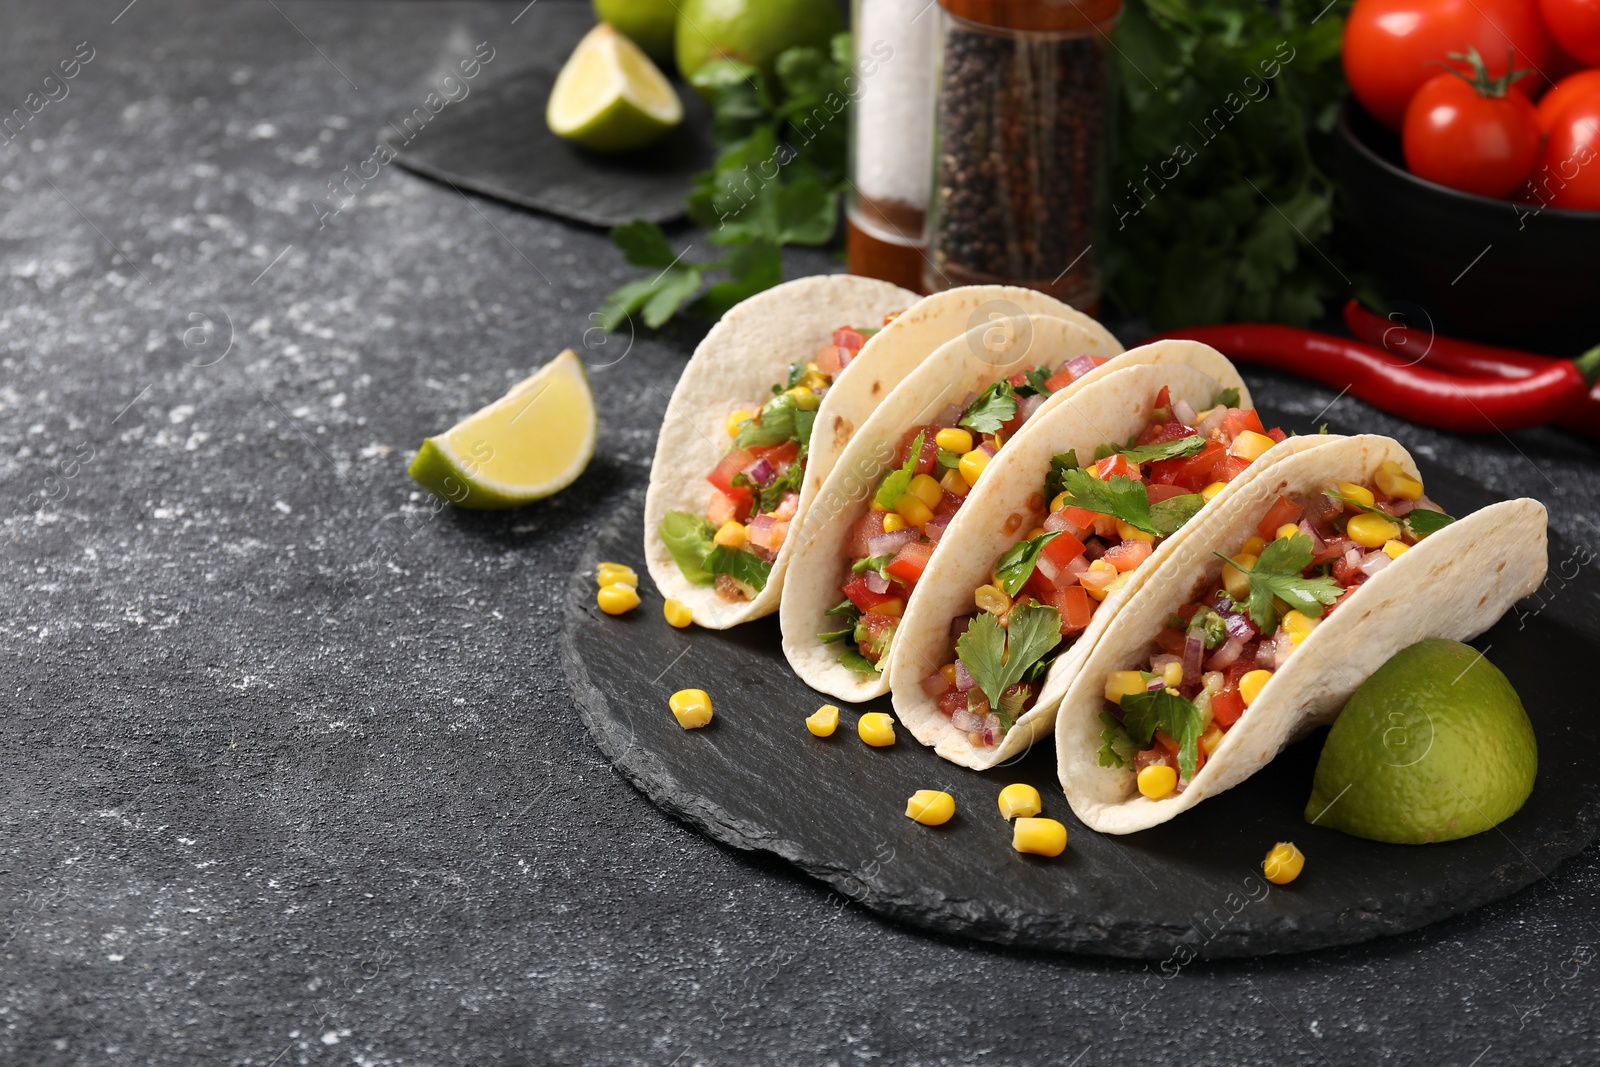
[714, 520, 748, 548]
[1051, 491, 1071, 511]
[1382, 538, 1410, 559]
[939, 663, 958, 686]
[725, 409, 754, 437]
[858, 712, 896, 747]
[1200, 723, 1225, 756]
[1200, 481, 1227, 501]
[1104, 670, 1148, 704]
[975, 583, 1011, 615]
[1336, 480, 1376, 508]
[1161, 660, 1185, 688]
[1275, 523, 1301, 541]
[1137, 764, 1178, 799]
[663, 598, 693, 628]
[1263, 841, 1305, 885]
[668, 688, 713, 729]
[959, 449, 989, 488]
[935, 427, 974, 454]
[940, 467, 970, 498]
[1241, 535, 1268, 556]
[865, 598, 904, 618]
[598, 584, 641, 615]
[1375, 460, 1423, 501]
[806, 704, 839, 737]
[1222, 553, 1258, 602]
[1117, 519, 1156, 544]
[1239, 668, 1273, 706]
[1347, 512, 1401, 549]
[895, 495, 934, 527]
[1230, 430, 1275, 461]
[597, 563, 638, 587]
[905, 789, 956, 826]
[882, 512, 907, 533]
[1011, 817, 1068, 856]
[997, 783, 1042, 821]
[908, 473, 944, 509]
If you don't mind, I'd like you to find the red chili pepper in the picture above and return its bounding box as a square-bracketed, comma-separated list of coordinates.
[1342, 301, 1600, 439]
[1147, 324, 1600, 435]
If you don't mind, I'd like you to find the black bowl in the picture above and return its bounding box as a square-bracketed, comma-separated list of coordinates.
[1335, 99, 1600, 357]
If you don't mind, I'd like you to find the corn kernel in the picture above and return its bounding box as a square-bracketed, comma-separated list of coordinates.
[895, 495, 934, 527]
[959, 449, 989, 488]
[1082, 559, 1120, 602]
[1239, 668, 1273, 706]
[1230, 430, 1275, 462]
[806, 704, 839, 737]
[1336, 480, 1376, 508]
[597, 563, 638, 587]
[1051, 491, 1071, 512]
[1222, 553, 1258, 602]
[1137, 764, 1178, 799]
[784, 386, 822, 411]
[908, 473, 944, 509]
[1275, 523, 1301, 541]
[1200, 481, 1227, 501]
[858, 712, 896, 747]
[663, 598, 693, 628]
[975, 583, 1011, 615]
[1161, 660, 1185, 688]
[1027, 526, 1047, 541]
[997, 783, 1042, 821]
[668, 688, 713, 729]
[935, 427, 974, 454]
[1263, 841, 1305, 885]
[1241, 535, 1268, 556]
[1382, 539, 1410, 559]
[1117, 519, 1156, 544]
[1375, 460, 1424, 501]
[865, 598, 903, 618]
[1104, 670, 1148, 704]
[905, 789, 955, 826]
[1347, 512, 1401, 549]
[1200, 724, 1225, 756]
[1281, 610, 1317, 638]
[940, 467, 970, 498]
[714, 521, 748, 548]
[870, 500, 888, 512]
[940, 663, 958, 686]
[1011, 817, 1068, 857]
[598, 584, 641, 615]
[725, 409, 753, 437]
[882, 512, 907, 533]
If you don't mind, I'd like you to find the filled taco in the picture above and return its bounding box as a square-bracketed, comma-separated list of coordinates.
[644, 277, 1106, 629]
[1055, 433, 1547, 834]
[882, 348, 1309, 769]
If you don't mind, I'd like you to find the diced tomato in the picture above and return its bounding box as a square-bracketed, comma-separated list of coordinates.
[1332, 552, 1366, 587]
[1153, 386, 1171, 412]
[814, 344, 845, 376]
[1038, 584, 1094, 634]
[900, 425, 939, 475]
[1062, 506, 1099, 531]
[1154, 626, 1188, 656]
[1136, 420, 1193, 447]
[708, 448, 758, 494]
[1313, 533, 1351, 566]
[834, 326, 867, 353]
[1266, 427, 1287, 443]
[1149, 441, 1225, 490]
[884, 541, 934, 586]
[753, 440, 798, 468]
[842, 574, 898, 612]
[1153, 730, 1179, 757]
[1223, 657, 1255, 687]
[854, 612, 896, 663]
[1212, 455, 1251, 483]
[1223, 408, 1267, 438]
[707, 488, 749, 527]
[1256, 496, 1305, 539]
[1325, 587, 1358, 616]
[1211, 687, 1246, 728]
[748, 515, 789, 552]
[1041, 529, 1087, 569]
[1146, 483, 1192, 504]
[847, 511, 889, 559]
[1103, 540, 1154, 572]
[1094, 454, 1140, 481]
[771, 491, 800, 521]
[937, 688, 968, 718]
[1043, 366, 1079, 392]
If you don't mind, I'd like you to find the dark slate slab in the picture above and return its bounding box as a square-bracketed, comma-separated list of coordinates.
[564, 418, 1600, 959]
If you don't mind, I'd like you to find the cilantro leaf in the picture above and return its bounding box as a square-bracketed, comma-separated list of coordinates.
[1405, 507, 1456, 538]
[1149, 492, 1207, 536]
[1218, 532, 1343, 631]
[936, 448, 963, 469]
[872, 430, 923, 509]
[1214, 387, 1242, 409]
[1044, 450, 1081, 499]
[704, 546, 772, 592]
[735, 393, 800, 449]
[610, 219, 679, 268]
[794, 408, 816, 460]
[839, 648, 878, 674]
[958, 382, 1018, 435]
[817, 624, 854, 643]
[1119, 687, 1203, 780]
[996, 684, 1030, 730]
[824, 598, 860, 618]
[994, 532, 1060, 596]
[1120, 434, 1208, 464]
[658, 512, 717, 586]
[955, 602, 1063, 712]
[1058, 468, 1157, 536]
[1017, 367, 1053, 398]
[1098, 710, 1138, 768]
[852, 553, 895, 579]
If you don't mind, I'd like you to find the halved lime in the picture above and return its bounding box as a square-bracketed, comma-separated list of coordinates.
[548, 23, 683, 154]
[409, 349, 597, 509]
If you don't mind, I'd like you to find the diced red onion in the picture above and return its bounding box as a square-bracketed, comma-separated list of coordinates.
[1062, 555, 1089, 582]
[951, 708, 983, 732]
[1415, 494, 1440, 513]
[743, 458, 774, 485]
[934, 406, 963, 427]
[1274, 631, 1294, 668]
[1146, 675, 1168, 692]
[1388, 497, 1416, 517]
[1016, 394, 1046, 426]
[1207, 634, 1246, 670]
[1359, 550, 1392, 577]
[1065, 355, 1097, 379]
[925, 516, 951, 543]
[1183, 628, 1205, 684]
[1195, 407, 1226, 437]
[920, 671, 952, 698]
[1035, 554, 1061, 584]
[978, 441, 998, 457]
[1297, 518, 1325, 553]
[867, 528, 919, 558]
[1220, 609, 1256, 639]
[1173, 398, 1198, 426]
[865, 570, 890, 595]
[1344, 547, 1362, 571]
[954, 659, 976, 691]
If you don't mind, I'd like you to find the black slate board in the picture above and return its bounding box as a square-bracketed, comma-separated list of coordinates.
[392, 12, 712, 227]
[561, 413, 1600, 959]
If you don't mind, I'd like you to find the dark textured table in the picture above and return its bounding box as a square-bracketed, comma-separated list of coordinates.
[4, 2, 1599, 1064]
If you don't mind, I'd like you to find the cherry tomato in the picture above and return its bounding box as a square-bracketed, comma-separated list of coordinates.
[1536, 69, 1600, 133]
[1344, 0, 1554, 129]
[1534, 96, 1600, 208]
[1539, 0, 1600, 66]
[1402, 70, 1542, 197]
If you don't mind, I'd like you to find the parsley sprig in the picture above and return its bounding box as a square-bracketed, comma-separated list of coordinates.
[955, 603, 1063, 717]
[1056, 468, 1205, 538]
[958, 382, 1019, 435]
[1218, 532, 1343, 631]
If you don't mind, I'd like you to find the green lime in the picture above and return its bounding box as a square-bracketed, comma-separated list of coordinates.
[593, 0, 677, 68]
[1305, 639, 1537, 844]
[547, 24, 683, 154]
[674, 0, 843, 89]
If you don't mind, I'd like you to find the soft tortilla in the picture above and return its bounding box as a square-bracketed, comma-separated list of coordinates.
[1054, 433, 1548, 834]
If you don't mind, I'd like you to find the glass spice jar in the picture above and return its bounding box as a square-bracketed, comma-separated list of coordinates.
[926, 0, 1121, 311]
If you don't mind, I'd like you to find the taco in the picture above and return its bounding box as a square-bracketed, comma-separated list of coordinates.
[1055, 433, 1547, 834]
[644, 277, 1106, 628]
[881, 348, 1308, 769]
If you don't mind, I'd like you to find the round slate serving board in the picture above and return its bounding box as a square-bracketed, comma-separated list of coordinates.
[561, 415, 1600, 959]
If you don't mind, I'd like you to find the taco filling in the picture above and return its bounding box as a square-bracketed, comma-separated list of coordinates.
[656, 322, 891, 603]
[919, 387, 1288, 749]
[1099, 461, 1457, 799]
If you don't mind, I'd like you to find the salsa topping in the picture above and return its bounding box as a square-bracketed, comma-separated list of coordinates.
[1098, 461, 1456, 799]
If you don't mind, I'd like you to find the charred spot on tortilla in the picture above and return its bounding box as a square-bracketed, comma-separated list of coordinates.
[871, 380, 882, 396]
[830, 418, 854, 450]
[1497, 560, 1507, 573]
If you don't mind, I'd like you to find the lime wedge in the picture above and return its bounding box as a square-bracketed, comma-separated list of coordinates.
[409, 349, 597, 509]
[547, 23, 683, 154]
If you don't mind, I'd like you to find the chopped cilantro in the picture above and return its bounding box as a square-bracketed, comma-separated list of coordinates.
[1189, 605, 1227, 649]
[935, 448, 963, 469]
[1044, 450, 1081, 499]
[872, 430, 924, 509]
[1120, 434, 1208, 464]
[1214, 386, 1241, 408]
[958, 382, 1018, 435]
[1058, 468, 1203, 538]
[1217, 532, 1342, 632]
[1098, 710, 1138, 768]
[794, 408, 816, 459]
[1016, 367, 1053, 398]
[1093, 443, 1117, 461]
[1149, 492, 1207, 536]
[703, 545, 772, 591]
[996, 684, 1030, 730]
[735, 392, 800, 448]
[851, 553, 895, 581]
[1119, 687, 1203, 780]
[839, 648, 878, 674]
[955, 602, 1063, 712]
[993, 532, 1060, 597]
[1404, 508, 1455, 537]
[658, 511, 717, 585]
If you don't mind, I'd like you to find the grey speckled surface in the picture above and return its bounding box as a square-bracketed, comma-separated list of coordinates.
[3, 1, 1600, 1064]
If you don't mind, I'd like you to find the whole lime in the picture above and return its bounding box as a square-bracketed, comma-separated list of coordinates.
[593, 0, 678, 68]
[674, 0, 843, 88]
[1305, 639, 1537, 844]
